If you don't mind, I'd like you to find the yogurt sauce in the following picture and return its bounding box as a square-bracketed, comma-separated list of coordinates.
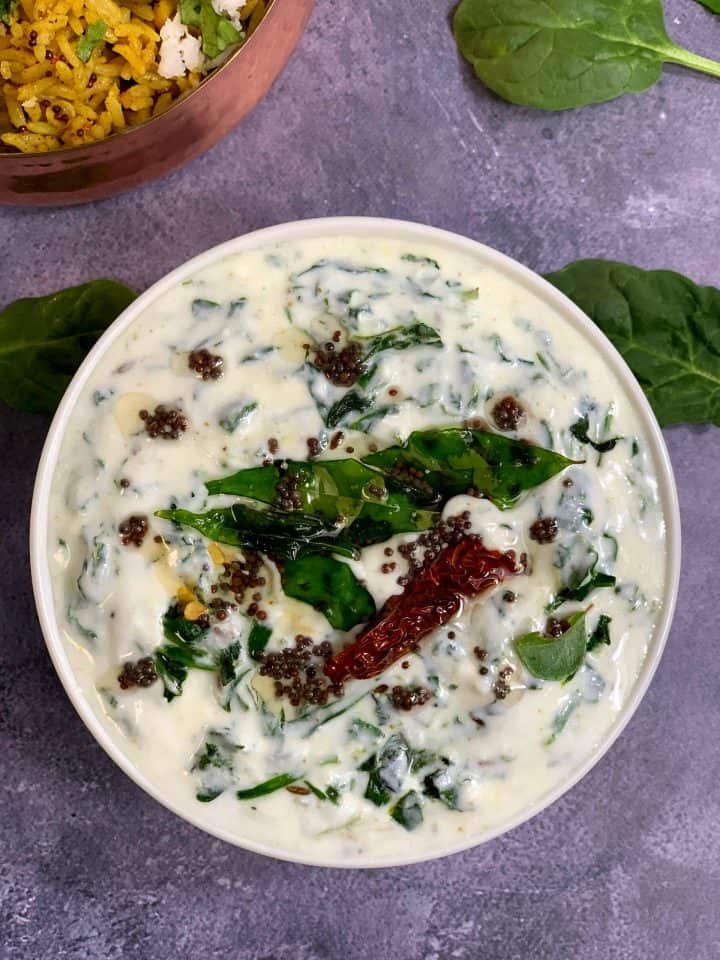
[47, 235, 666, 863]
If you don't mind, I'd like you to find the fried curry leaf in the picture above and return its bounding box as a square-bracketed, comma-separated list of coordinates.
[545, 260, 720, 427]
[155, 505, 358, 560]
[515, 611, 588, 682]
[0, 279, 135, 414]
[364, 427, 576, 509]
[206, 458, 438, 542]
[281, 555, 375, 631]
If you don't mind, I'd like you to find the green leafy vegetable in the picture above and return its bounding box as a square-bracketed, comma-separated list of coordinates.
[236, 772, 301, 800]
[546, 259, 720, 426]
[548, 569, 616, 611]
[297, 260, 388, 276]
[216, 641, 241, 686]
[247, 621, 272, 660]
[303, 693, 369, 736]
[570, 416, 622, 453]
[218, 401, 257, 433]
[0, 0, 16, 26]
[545, 692, 583, 745]
[281, 555, 375, 631]
[363, 733, 411, 806]
[325, 391, 373, 429]
[516, 611, 588, 682]
[206, 457, 438, 543]
[587, 614, 612, 652]
[76, 19, 106, 62]
[179, 0, 241, 58]
[453, 0, 720, 112]
[695, 0, 720, 11]
[192, 732, 240, 801]
[389, 790, 424, 831]
[359, 322, 443, 362]
[365, 427, 576, 508]
[301, 780, 342, 804]
[348, 717, 383, 741]
[154, 604, 215, 700]
[155, 505, 358, 560]
[0, 279, 135, 414]
[422, 768, 461, 810]
[401, 253, 440, 270]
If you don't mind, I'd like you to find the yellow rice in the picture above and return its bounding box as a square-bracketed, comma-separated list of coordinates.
[0, 0, 266, 153]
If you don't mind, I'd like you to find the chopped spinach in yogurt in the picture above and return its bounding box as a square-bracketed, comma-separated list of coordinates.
[47, 236, 666, 863]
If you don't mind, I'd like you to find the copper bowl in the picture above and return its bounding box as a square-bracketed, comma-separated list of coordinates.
[0, 0, 315, 206]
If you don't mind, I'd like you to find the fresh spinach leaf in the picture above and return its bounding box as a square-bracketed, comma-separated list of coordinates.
[179, 0, 241, 58]
[0, 279, 135, 414]
[570, 416, 622, 453]
[236, 772, 302, 800]
[389, 790, 424, 831]
[248, 621, 272, 660]
[587, 614, 612, 652]
[453, 0, 720, 111]
[546, 259, 720, 426]
[281, 555, 375, 630]
[76, 19, 106, 61]
[516, 611, 587, 682]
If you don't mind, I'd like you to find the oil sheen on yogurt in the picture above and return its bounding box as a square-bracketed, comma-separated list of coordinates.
[48, 236, 666, 863]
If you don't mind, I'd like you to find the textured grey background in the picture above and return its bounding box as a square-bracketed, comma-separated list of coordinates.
[2, 1, 720, 957]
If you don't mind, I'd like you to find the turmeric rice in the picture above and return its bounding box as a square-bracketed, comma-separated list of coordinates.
[0, 0, 267, 153]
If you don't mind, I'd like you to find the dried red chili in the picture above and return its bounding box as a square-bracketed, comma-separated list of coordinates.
[324, 537, 523, 684]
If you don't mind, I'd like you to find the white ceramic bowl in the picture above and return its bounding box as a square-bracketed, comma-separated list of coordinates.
[30, 217, 682, 868]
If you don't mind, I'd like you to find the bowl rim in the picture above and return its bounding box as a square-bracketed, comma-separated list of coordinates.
[30, 216, 682, 869]
[0, 0, 279, 160]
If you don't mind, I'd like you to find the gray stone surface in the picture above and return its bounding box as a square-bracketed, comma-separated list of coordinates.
[1, 0, 720, 956]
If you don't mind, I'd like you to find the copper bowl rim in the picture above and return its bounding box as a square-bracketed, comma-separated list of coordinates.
[0, 0, 277, 160]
